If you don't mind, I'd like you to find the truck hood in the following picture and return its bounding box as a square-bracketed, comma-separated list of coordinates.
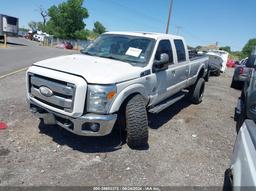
[33, 54, 145, 84]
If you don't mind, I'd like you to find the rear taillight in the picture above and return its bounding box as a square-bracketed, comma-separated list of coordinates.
[239, 67, 244, 75]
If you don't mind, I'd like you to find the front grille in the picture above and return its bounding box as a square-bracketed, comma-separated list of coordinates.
[29, 74, 76, 112]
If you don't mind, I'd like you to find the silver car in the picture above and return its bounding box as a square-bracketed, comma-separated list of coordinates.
[235, 47, 256, 132]
[224, 120, 256, 190]
[231, 58, 248, 90]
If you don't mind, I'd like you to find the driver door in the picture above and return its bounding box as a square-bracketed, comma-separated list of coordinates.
[150, 39, 175, 106]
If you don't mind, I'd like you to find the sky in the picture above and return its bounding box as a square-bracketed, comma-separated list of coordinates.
[0, 0, 255, 51]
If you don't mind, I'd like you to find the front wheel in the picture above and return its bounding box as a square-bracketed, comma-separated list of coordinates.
[189, 78, 205, 104]
[125, 94, 148, 149]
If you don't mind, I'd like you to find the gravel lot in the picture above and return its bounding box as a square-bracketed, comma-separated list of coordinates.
[0, 41, 240, 187]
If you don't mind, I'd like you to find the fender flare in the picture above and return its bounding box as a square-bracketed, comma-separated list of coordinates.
[109, 84, 148, 113]
[196, 64, 206, 78]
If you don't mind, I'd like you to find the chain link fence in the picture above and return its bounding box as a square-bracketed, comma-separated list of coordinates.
[42, 36, 91, 50]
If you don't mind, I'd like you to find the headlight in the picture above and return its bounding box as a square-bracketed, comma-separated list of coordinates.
[87, 84, 117, 114]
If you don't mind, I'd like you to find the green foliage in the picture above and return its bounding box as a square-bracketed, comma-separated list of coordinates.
[93, 21, 106, 35]
[19, 28, 29, 32]
[46, 0, 89, 39]
[28, 21, 45, 31]
[219, 46, 231, 53]
[242, 38, 256, 58]
[229, 51, 241, 61]
[74, 29, 89, 40]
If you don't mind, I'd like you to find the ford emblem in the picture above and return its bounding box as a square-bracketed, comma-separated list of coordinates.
[39, 86, 53, 97]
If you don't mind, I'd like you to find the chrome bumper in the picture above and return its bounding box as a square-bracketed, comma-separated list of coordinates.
[29, 101, 117, 136]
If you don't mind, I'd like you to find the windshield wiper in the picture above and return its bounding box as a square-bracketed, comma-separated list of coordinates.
[98, 55, 120, 60]
[100, 55, 143, 66]
[81, 51, 95, 56]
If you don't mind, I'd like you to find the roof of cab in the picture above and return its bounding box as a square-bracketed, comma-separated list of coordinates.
[104, 31, 183, 40]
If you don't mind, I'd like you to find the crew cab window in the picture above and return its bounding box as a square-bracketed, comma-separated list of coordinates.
[174, 40, 186, 62]
[155, 40, 173, 64]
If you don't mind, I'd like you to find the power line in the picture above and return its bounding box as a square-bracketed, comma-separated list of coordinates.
[108, 0, 164, 25]
[106, 0, 215, 46]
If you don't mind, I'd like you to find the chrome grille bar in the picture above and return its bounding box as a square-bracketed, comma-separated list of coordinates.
[29, 74, 75, 112]
[31, 87, 73, 108]
[31, 76, 73, 96]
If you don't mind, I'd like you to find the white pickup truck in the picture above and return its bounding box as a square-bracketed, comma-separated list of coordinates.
[26, 32, 209, 148]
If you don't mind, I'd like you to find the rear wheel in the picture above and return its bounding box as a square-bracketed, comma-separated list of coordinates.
[215, 70, 221, 76]
[125, 94, 148, 149]
[189, 78, 205, 104]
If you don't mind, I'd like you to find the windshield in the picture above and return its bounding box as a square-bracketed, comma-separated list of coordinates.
[81, 34, 156, 66]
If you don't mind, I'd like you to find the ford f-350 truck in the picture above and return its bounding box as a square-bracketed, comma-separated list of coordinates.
[26, 32, 209, 148]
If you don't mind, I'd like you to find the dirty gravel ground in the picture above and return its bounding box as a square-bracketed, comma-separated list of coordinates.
[0, 69, 240, 186]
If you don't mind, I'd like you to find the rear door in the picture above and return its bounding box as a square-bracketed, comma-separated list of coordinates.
[172, 39, 189, 84]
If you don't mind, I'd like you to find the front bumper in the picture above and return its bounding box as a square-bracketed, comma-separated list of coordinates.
[29, 100, 117, 136]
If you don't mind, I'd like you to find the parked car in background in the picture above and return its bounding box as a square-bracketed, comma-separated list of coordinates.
[231, 58, 248, 90]
[224, 120, 256, 189]
[226, 59, 236, 68]
[26, 32, 209, 148]
[206, 51, 223, 76]
[56, 41, 73, 49]
[64, 41, 73, 49]
[235, 47, 256, 132]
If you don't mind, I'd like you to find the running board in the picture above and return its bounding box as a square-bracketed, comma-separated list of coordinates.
[148, 92, 186, 114]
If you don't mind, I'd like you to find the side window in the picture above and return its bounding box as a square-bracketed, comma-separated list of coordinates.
[174, 40, 186, 62]
[155, 40, 173, 64]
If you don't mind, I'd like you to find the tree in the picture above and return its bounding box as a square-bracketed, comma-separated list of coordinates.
[28, 21, 38, 31]
[46, 0, 89, 39]
[242, 38, 256, 57]
[38, 6, 48, 26]
[93, 21, 106, 35]
[220, 46, 231, 53]
[28, 21, 45, 31]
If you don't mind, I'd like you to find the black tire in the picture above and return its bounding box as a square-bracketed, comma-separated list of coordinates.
[189, 78, 205, 104]
[205, 69, 210, 82]
[215, 70, 221, 76]
[223, 169, 233, 191]
[125, 94, 148, 149]
[230, 77, 237, 89]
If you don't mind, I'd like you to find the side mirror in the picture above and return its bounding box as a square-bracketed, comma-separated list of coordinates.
[153, 53, 169, 72]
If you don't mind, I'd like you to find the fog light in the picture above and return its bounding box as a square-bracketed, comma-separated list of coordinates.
[82, 123, 100, 132]
[90, 123, 100, 132]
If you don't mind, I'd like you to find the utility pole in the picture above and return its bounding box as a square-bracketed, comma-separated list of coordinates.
[166, 0, 174, 34]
